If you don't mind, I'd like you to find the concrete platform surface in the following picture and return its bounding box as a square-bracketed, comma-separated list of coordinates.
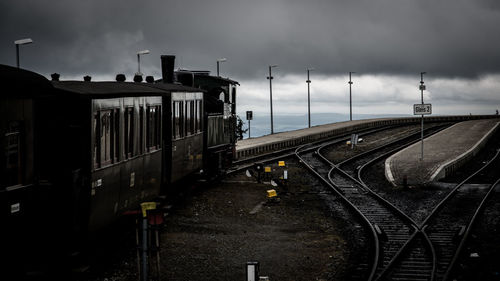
[236, 119, 390, 151]
[385, 119, 500, 186]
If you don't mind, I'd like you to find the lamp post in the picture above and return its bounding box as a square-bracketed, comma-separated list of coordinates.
[136, 50, 150, 76]
[217, 58, 227, 76]
[267, 65, 278, 134]
[306, 68, 314, 128]
[420, 72, 426, 161]
[348, 72, 355, 121]
[14, 38, 33, 68]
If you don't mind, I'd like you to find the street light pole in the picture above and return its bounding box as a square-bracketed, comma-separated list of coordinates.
[420, 72, 426, 161]
[14, 38, 33, 68]
[136, 50, 150, 76]
[348, 72, 355, 121]
[306, 68, 314, 128]
[267, 65, 278, 134]
[217, 58, 227, 76]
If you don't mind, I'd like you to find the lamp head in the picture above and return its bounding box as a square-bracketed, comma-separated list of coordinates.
[14, 38, 33, 45]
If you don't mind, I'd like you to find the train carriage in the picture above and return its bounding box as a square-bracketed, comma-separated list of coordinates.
[50, 79, 205, 232]
[1, 55, 238, 277]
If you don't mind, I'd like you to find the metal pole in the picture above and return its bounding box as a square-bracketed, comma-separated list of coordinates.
[248, 120, 251, 138]
[349, 72, 354, 121]
[16, 44, 19, 68]
[268, 66, 274, 134]
[307, 69, 311, 128]
[217, 61, 220, 76]
[137, 53, 141, 74]
[420, 72, 425, 161]
[142, 218, 148, 281]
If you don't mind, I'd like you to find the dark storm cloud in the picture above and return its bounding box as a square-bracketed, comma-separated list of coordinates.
[1, 0, 500, 79]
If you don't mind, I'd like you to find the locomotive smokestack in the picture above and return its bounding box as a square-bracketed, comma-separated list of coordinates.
[161, 55, 175, 83]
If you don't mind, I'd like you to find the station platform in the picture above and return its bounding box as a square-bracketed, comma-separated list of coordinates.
[235, 115, 498, 160]
[236, 118, 392, 158]
[385, 119, 500, 187]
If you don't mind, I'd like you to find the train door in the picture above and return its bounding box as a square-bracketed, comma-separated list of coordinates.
[89, 98, 121, 232]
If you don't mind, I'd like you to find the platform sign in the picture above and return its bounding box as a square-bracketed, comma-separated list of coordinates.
[278, 161, 285, 167]
[414, 104, 432, 115]
[246, 111, 253, 120]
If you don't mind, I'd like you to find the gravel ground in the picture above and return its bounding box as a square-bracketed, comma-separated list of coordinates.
[450, 187, 500, 281]
[75, 157, 368, 281]
[73, 122, 500, 281]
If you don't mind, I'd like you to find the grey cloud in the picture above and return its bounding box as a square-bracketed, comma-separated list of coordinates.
[1, 0, 500, 80]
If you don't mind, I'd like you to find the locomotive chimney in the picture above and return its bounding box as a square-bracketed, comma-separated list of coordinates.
[161, 55, 175, 84]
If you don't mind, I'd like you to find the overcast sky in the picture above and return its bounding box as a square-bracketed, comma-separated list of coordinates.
[2, 0, 500, 117]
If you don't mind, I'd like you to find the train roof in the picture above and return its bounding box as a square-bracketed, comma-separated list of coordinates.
[0, 64, 54, 98]
[52, 81, 204, 98]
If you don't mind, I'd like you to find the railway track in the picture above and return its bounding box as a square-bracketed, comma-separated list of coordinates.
[294, 125, 451, 280]
[351, 132, 500, 280]
[228, 124, 409, 175]
[229, 121, 498, 280]
[296, 122, 500, 281]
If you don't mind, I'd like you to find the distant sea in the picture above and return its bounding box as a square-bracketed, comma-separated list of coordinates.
[239, 113, 411, 139]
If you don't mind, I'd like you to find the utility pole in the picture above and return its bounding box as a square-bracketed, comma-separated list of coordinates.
[420, 72, 426, 161]
[349, 72, 355, 121]
[267, 65, 277, 134]
[217, 58, 226, 76]
[306, 68, 314, 128]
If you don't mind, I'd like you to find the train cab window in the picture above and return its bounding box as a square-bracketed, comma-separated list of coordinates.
[231, 87, 236, 114]
[147, 105, 161, 150]
[124, 107, 134, 158]
[3, 121, 23, 187]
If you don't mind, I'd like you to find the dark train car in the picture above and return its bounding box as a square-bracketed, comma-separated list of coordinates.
[0, 65, 59, 275]
[1, 56, 235, 276]
[175, 70, 239, 173]
[50, 75, 204, 233]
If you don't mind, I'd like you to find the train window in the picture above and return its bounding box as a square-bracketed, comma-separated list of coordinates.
[190, 101, 195, 135]
[173, 101, 184, 139]
[124, 107, 134, 158]
[147, 105, 162, 150]
[139, 106, 144, 154]
[156, 106, 162, 148]
[172, 102, 177, 139]
[111, 108, 120, 163]
[3, 121, 23, 187]
[196, 100, 202, 133]
[186, 101, 195, 136]
[93, 113, 100, 169]
[100, 110, 112, 166]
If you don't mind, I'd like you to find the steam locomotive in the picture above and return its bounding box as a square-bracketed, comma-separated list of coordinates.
[1, 55, 238, 276]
